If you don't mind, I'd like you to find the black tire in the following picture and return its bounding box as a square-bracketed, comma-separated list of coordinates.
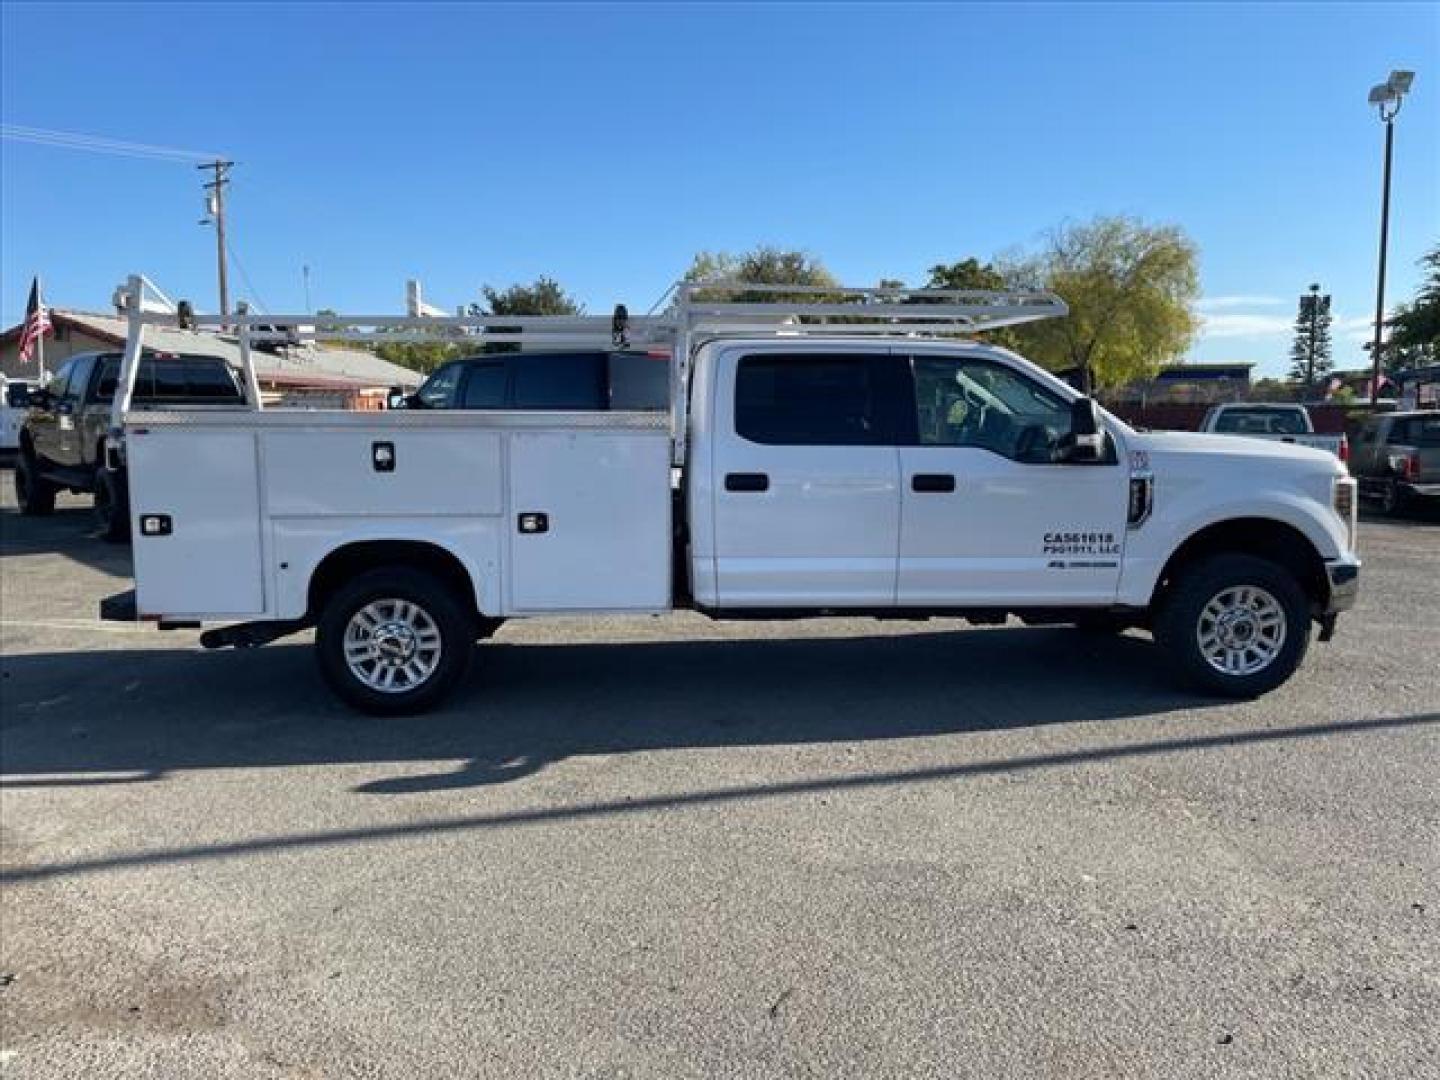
[1154, 553, 1311, 699]
[315, 567, 474, 715]
[94, 468, 131, 542]
[15, 449, 56, 516]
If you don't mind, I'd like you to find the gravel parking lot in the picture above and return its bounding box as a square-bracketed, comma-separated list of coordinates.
[1, 478, 1436, 1079]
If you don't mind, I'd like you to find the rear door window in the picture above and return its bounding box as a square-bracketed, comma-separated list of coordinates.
[510, 353, 605, 409]
[459, 363, 507, 408]
[734, 354, 899, 445]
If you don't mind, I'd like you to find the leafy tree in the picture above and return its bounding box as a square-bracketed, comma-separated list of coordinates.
[468, 276, 584, 354]
[372, 339, 465, 375]
[924, 258, 1024, 349]
[1002, 216, 1200, 394]
[475, 276, 583, 318]
[1385, 243, 1440, 371]
[1286, 284, 1333, 390]
[683, 246, 837, 303]
[371, 277, 584, 371]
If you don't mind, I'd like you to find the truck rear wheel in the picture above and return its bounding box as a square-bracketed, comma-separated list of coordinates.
[15, 449, 56, 516]
[1155, 553, 1310, 698]
[316, 567, 474, 715]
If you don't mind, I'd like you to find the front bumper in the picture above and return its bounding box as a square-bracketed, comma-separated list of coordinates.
[1325, 558, 1360, 614]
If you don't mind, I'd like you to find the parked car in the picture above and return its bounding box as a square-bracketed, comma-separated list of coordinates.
[1350, 410, 1440, 514]
[14, 351, 246, 539]
[1199, 403, 1348, 461]
[396, 350, 669, 412]
[1, 375, 38, 462]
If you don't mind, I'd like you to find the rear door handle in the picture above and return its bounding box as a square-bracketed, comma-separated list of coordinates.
[911, 473, 956, 493]
[725, 472, 769, 492]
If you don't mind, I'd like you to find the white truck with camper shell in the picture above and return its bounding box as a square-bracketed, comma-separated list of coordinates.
[98, 276, 1360, 714]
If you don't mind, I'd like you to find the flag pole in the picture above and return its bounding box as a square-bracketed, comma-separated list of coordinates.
[36, 277, 46, 383]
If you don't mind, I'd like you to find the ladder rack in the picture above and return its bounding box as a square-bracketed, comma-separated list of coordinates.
[110, 274, 1068, 465]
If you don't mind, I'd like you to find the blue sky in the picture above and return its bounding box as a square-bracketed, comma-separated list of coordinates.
[2, 2, 1436, 376]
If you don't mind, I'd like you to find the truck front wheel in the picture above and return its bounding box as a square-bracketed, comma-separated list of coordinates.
[316, 567, 475, 715]
[1154, 553, 1311, 698]
[15, 449, 56, 516]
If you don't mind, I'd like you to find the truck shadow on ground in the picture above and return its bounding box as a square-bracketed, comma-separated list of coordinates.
[3, 626, 1210, 795]
[0, 499, 131, 578]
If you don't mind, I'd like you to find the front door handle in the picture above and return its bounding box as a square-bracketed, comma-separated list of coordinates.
[911, 473, 956, 493]
[725, 472, 769, 493]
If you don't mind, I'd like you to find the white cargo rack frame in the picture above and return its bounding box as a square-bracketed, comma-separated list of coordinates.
[109, 275, 1067, 465]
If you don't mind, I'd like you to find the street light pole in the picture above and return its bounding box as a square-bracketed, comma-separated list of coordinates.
[1370, 116, 1394, 401]
[1367, 70, 1413, 404]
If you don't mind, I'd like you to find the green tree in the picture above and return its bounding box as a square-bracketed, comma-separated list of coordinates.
[683, 246, 837, 302]
[1385, 243, 1440, 371]
[924, 258, 1024, 349]
[1286, 284, 1333, 390]
[1004, 216, 1201, 394]
[467, 276, 584, 354]
[476, 276, 584, 318]
[372, 339, 465, 375]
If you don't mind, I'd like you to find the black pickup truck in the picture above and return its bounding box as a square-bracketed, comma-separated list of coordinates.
[14, 351, 245, 540]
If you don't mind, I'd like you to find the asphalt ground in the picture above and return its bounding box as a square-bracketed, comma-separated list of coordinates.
[1, 476, 1436, 1078]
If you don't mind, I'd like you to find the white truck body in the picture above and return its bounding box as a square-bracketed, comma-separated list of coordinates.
[98, 277, 1361, 711]
[1199, 403, 1347, 459]
[125, 409, 672, 621]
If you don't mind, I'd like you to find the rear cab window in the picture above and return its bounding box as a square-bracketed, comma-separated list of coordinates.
[1397, 416, 1440, 447]
[510, 353, 605, 409]
[91, 355, 242, 403]
[734, 353, 900, 445]
[1214, 407, 1309, 435]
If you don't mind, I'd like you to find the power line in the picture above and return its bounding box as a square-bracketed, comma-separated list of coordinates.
[224, 238, 271, 316]
[1, 124, 221, 163]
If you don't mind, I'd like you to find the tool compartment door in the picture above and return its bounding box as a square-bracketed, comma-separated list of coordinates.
[507, 429, 671, 612]
[127, 426, 265, 616]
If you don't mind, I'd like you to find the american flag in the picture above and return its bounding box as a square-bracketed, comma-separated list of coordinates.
[18, 277, 53, 365]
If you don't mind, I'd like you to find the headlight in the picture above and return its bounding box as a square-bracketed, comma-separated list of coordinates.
[1333, 476, 1357, 553]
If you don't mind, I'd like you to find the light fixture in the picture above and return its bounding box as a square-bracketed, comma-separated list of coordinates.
[1388, 70, 1415, 95]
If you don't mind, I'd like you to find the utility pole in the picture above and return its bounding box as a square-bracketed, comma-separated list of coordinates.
[198, 160, 234, 319]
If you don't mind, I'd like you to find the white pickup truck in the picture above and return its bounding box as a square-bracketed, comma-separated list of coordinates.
[1199, 403, 1348, 461]
[99, 278, 1360, 713]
